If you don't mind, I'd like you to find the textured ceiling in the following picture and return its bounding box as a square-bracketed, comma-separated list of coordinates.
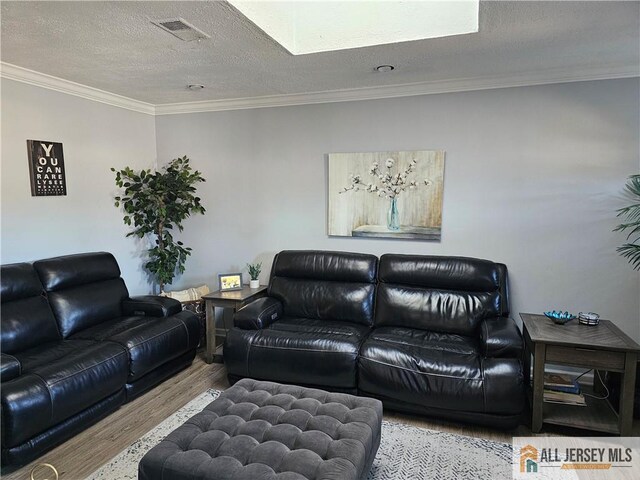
[1, 1, 639, 105]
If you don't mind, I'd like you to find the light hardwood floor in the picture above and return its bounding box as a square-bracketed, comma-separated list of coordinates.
[3, 353, 638, 479]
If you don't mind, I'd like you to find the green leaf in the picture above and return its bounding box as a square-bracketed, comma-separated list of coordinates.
[615, 174, 640, 270]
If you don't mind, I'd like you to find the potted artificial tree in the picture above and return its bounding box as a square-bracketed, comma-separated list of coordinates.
[112, 156, 206, 292]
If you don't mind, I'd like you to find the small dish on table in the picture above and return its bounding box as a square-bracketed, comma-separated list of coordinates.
[578, 312, 600, 326]
[543, 310, 575, 325]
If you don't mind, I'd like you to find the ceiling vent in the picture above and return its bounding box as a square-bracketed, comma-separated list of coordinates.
[151, 18, 210, 42]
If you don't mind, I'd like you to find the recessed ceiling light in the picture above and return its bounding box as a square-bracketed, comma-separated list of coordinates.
[375, 65, 395, 73]
[187, 84, 205, 91]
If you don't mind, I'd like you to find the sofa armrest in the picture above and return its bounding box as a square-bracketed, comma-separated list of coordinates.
[480, 316, 523, 358]
[122, 295, 182, 317]
[1, 353, 21, 382]
[234, 297, 283, 330]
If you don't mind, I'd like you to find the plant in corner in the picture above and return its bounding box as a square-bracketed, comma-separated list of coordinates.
[247, 262, 262, 289]
[614, 174, 640, 270]
[112, 156, 206, 292]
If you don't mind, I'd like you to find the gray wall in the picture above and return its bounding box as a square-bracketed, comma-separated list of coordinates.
[2, 77, 638, 339]
[1, 79, 157, 294]
[155, 78, 640, 340]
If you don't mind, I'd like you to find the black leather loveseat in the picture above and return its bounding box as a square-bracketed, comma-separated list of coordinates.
[1, 252, 200, 466]
[224, 250, 525, 429]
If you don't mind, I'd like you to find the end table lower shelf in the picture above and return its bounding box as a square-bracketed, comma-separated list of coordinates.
[537, 386, 621, 435]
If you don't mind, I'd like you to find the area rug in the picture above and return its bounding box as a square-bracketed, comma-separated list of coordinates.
[87, 389, 512, 480]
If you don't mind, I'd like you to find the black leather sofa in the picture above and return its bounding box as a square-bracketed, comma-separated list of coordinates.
[225, 250, 525, 429]
[1, 252, 200, 466]
[225, 250, 377, 394]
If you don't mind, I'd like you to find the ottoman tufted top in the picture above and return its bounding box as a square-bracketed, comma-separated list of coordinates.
[139, 378, 383, 480]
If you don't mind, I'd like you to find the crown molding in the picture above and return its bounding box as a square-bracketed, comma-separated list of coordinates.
[2, 61, 637, 117]
[154, 65, 640, 115]
[0, 62, 155, 115]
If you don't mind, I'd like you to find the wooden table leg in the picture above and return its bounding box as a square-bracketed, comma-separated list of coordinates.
[205, 301, 215, 364]
[523, 344, 532, 389]
[619, 353, 637, 436]
[531, 342, 546, 432]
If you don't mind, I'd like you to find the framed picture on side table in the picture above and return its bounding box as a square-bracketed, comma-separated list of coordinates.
[218, 273, 243, 291]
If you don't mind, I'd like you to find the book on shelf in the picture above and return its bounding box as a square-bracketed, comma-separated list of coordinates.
[543, 372, 580, 394]
[543, 389, 586, 406]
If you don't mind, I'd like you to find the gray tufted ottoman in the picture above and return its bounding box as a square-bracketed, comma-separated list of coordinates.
[138, 378, 383, 480]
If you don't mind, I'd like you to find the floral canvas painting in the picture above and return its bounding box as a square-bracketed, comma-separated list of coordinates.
[328, 150, 445, 240]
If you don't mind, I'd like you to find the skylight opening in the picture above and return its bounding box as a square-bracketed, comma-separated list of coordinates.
[228, 1, 479, 55]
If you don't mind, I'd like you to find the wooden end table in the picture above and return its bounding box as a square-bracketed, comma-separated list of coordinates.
[521, 313, 639, 436]
[202, 285, 267, 364]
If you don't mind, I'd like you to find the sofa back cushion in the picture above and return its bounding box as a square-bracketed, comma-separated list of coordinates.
[376, 254, 509, 335]
[1, 263, 61, 354]
[268, 250, 378, 326]
[34, 252, 129, 338]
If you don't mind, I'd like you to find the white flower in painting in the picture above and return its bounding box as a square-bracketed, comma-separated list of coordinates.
[339, 156, 434, 199]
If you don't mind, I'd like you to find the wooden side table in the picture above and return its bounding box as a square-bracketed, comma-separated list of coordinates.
[202, 286, 267, 364]
[521, 313, 639, 436]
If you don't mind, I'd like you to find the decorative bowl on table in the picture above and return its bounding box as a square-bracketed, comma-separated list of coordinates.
[578, 312, 600, 326]
[543, 310, 575, 324]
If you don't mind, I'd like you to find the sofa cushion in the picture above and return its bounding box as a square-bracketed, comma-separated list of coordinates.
[270, 279, 376, 327]
[0, 263, 61, 354]
[268, 251, 378, 327]
[225, 318, 369, 389]
[33, 252, 122, 291]
[271, 250, 378, 283]
[358, 326, 523, 416]
[1, 262, 44, 303]
[34, 252, 129, 338]
[270, 318, 371, 338]
[14, 339, 96, 372]
[375, 255, 509, 335]
[46, 280, 129, 338]
[72, 311, 200, 382]
[2, 341, 128, 448]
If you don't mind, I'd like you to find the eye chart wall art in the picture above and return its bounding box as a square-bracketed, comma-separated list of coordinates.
[27, 140, 67, 196]
[328, 150, 445, 240]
